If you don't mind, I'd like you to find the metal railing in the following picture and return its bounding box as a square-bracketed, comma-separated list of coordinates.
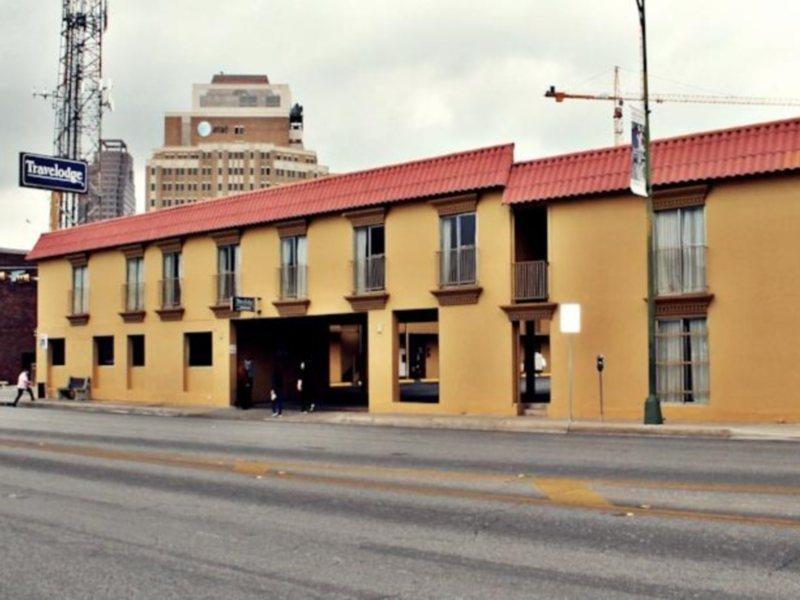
[68, 287, 89, 315]
[655, 245, 707, 295]
[437, 246, 477, 287]
[160, 278, 182, 309]
[352, 255, 385, 294]
[122, 282, 145, 312]
[279, 264, 308, 299]
[513, 260, 548, 301]
[215, 271, 240, 304]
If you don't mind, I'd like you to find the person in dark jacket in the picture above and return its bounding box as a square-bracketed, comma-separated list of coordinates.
[297, 360, 315, 413]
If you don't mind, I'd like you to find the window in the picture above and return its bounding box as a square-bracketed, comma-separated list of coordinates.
[234, 125, 245, 135]
[440, 212, 476, 286]
[125, 256, 144, 311]
[72, 265, 89, 314]
[187, 332, 212, 367]
[656, 317, 709, 404]
[129, 335, 145, 367]
[217, 244, 240, 302]
[354, 224, 385, 293]
[280, 235, 307, 298]
[94, 336, 114, 366]
[655, 206, 706, 295]
[162, 251, 182, 307]
[50, 338, 65, 366]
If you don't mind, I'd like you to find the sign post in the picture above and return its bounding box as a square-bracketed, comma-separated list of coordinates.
[559, 303, 581, 423]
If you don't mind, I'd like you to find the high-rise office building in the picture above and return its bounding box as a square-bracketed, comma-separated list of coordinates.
[84, 139, 136, 222]
[145, 74, 328, 211]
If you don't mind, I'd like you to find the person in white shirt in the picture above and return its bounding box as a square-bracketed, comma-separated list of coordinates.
[12, 368, 35, 407]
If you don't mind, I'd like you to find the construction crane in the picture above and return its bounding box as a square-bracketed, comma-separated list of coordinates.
[545, 67, 800, 145]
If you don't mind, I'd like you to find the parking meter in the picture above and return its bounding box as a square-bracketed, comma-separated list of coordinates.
[596, 355, 605, 373]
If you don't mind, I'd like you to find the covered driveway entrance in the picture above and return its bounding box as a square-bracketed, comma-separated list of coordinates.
[233, 313, 368, 410]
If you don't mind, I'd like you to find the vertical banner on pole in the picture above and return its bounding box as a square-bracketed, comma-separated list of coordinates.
[630, 106, 648, 198]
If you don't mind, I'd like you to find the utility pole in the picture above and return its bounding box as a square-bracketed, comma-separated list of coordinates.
[637, 0, 663, 425]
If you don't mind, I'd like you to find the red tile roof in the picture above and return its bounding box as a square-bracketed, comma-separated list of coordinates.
[504, 116, 800, 204]
[28, 143, 514, 261]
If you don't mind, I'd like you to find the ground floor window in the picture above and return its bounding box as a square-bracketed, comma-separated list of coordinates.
[396, 309, 439, 403]
[128, 335, 145, 367]
[94, 336, 114, 366]
[50, 338, 65, 366]
[656, 317, 709, 404]
[186, 332, 213, 367]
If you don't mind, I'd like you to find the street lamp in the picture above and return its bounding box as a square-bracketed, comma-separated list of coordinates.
[636, 0, 664, 425]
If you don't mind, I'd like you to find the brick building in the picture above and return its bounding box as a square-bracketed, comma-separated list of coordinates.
[0, 249, 37, 385]
[145, 73, 329, 211]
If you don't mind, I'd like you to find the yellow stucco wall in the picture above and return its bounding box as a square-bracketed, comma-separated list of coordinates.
[36, 190, 516, 415]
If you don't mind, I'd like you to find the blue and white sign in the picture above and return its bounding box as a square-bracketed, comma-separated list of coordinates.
[19, 152, 88, 194]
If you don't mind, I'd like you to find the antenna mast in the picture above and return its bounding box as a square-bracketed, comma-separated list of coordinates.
[45, 0, 109, 228]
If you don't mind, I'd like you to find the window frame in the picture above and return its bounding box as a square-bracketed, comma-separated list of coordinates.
[186, 332, 213, 367]
[128, 334, 145, 368]
[94, 336, 115, 367]
[655, 316, 709, 404]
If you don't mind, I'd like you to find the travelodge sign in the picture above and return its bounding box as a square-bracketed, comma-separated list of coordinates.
[19, 152, 88, 194]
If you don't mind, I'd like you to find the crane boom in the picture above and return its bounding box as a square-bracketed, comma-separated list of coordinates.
[545, 86, 800, 107]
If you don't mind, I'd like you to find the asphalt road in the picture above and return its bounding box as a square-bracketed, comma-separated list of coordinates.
[0, 407, 799, 599]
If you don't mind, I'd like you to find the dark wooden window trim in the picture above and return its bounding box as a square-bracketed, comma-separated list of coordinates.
[500, 302, 558, 322]
[209, 229, 241, 247]
[345, 292, 389, 311]
[654, 293, 714, 318]
[155, 238, 182, 254]
[343, 207, 385, 228]
[276, 219, 308, 238]
[430, 285, 482, 306]
[272, 298, 311, 317]
[653, 185, 709, 212]
[66, 253, 88, 267]
[120, 244, 144, 259]
[429, 194, 477, 216]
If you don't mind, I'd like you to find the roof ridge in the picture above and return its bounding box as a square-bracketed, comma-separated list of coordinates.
[512, 116, 800, 168]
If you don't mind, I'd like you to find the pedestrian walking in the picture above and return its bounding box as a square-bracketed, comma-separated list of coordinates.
[297, 360, 315, 413]
[270, 366, 284, 417]
[12, 368, 35, 407]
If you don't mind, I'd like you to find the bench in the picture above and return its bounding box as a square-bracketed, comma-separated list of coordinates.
[58, 377, 91, 401]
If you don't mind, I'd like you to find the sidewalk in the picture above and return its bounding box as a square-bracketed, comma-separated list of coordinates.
[6, 396, 800, 442]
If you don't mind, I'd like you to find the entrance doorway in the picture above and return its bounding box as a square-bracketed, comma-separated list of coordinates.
[517, 319, 551, 404]
[233, 313, 368, 410]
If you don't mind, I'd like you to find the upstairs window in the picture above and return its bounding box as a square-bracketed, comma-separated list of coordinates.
[440, 212, 476, 286]
[354, 224, 385, 293]
[280, 235, 308, 299]
[217, 244, 240, 302]
[654, 206, 706, 295]
[72, 265, 89, 314]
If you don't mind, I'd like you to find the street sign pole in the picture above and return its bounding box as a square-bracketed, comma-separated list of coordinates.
[637, 0, 664, 425]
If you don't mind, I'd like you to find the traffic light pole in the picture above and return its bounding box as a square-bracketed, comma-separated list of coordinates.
[637, 0, 664, 424]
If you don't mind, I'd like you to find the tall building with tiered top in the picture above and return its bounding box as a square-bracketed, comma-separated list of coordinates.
[145, 73, 328, 211]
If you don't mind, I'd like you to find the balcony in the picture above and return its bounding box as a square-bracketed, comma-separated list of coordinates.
[513, 260, 548, 302]
[273, 264, 309, 317]
[120, 282, 146, 322]
[67, 287, 89, 325]
[156, 277, 183, 321]
[655, 245, 707, 296]
[210, 271, 240, 318]
[346, 255, 389, 311]
[431, 247, 482, 306]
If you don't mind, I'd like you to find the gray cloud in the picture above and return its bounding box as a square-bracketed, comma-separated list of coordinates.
[1, 0, 799, 250]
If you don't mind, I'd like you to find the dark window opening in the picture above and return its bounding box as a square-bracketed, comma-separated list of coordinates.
[396, 309, 439, 404]
[129, 335, 145, 367]
[50, 338, 65, 366]
[94, 336, 114, 366]
[187, 332, 213, 367]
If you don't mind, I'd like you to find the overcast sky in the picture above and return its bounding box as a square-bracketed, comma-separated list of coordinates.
[2, 1, 799, 250]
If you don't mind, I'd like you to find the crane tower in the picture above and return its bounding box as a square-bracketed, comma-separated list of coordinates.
[49, 0, 109, 228]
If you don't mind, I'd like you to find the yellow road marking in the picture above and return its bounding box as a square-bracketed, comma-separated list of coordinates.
[2, 436, 800, 530]
[533, 478, 613, 508]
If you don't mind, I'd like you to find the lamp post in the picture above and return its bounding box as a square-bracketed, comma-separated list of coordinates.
[636, 0, 664, 425]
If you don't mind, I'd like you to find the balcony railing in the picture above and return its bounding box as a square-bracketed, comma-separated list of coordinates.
[352, 255, 385, 294]
[122, 282, 145, 312]
[160, 277, 182, 309]
[215, 271, 240, 305]
[68, 287, 89, 315]
[279, 264, 308, 299]
[513, 260, 548, 301]
[437, 246, 477, 287]
[655, 245, 707, 296]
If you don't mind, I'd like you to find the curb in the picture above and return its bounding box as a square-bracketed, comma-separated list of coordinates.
[10, 400, 752, 440]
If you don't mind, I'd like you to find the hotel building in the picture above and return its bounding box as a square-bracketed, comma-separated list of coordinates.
[28, 117, 800, 424]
